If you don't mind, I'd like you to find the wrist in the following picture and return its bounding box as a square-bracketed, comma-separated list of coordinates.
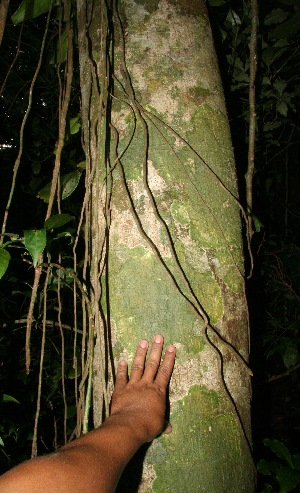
[105, 412, 150, 447]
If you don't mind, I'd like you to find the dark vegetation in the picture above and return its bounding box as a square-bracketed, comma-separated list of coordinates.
[208, 1, 300, 490]
[0, 0, 300, 491]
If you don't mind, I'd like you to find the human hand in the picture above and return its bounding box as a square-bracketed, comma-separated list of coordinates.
[110, 335, 176, 445]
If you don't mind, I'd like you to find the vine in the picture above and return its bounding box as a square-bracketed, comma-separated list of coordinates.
[0, 6, 52, 245]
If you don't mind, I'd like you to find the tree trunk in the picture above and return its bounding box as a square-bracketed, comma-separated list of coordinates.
[77, 0, 255, 491]
[0, 0, 9, 47]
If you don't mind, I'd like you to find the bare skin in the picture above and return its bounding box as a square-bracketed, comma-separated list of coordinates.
[0, 334, 176, 493]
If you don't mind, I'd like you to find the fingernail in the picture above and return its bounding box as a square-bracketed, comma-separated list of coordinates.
[140, 339, 148, 348]
[167, 345, 175, 353]
[154, 334, 163, 343]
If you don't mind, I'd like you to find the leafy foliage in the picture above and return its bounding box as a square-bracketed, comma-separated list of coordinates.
[207, 0, 300, 489]
[258, 439, 300, 493]
[0, 249, 10, 279]
[261, 239, 300, 372]
[12, 0, 55, 25]
[0, 0, 84, 470]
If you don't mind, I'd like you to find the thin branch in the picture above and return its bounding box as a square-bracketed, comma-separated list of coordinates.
[245, 0, 258, 236]
[1, 8, 52, 244]
[266, 363, 300, 383]
[31, 266, 51, 458]
[25, 264, 42, 374]
[57, 252, 68, 445]
[0, 23, 23, 97]
[26, 0, 73, 375]
[45, 0, 73, 219]
[0, 319, 83, 333]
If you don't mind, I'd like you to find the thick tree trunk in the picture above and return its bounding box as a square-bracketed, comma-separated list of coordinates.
[77, 0, 255, 491]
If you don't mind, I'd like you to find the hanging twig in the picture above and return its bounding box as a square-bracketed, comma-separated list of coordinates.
[1, 8, 52, 245]
[31, 266, 51, 458]
[25, 263, 42, 374]
[57, 252, 68, 445]
[26, 0, 74, 374]
[265, 363, 300, 383]
[0, 23, 23, 97]
[45, 0, 73, 219]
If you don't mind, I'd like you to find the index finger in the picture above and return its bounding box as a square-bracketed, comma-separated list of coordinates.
[155, 344, 176, 390]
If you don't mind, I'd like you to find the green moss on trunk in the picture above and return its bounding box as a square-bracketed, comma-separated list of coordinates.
[108, 1, 254, 491]
[153, 386, 255, 493]
[78, 0, 255, 490]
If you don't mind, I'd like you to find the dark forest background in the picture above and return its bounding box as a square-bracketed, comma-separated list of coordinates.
[0, 1, 299, 491]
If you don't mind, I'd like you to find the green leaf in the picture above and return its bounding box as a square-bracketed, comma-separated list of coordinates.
[226, 10, 241, 26]
[293, 453, 300, 471]
[273, 39, 290, 48]
[257, 458, 272, 475]
[76, 160, 86, 169]
[261, 484, 273, 493]
[274, 80, 287, 96]
[277, 101, 288, 117]
[11, 0, 54, 25]
[44, 214, 74, 231]
[0, 437, 4, 447]
[3, 394, 20, 404]
[277, 465, 300, 493]
[37, 181, 51, 203]
[264, 121, 282, 133]
[271, 10, 300, 39]
[0, 248, 11, 279]
[252, 214, 264, 233]
[67, 366, 82, 379]
[264, 439, 294, 469]
[262, 76, 272, 87]
[265, 9, 289, 26]
[283, 342, 299, 369]
[37, 172, 81, 203]
[24, 229, 46, 267]
[55, 231, 74, 245]
[61, 171, 81, 200]
[66, 405, 77, 419]
[49, 30, 67, 65]
[69, 115, 81, 135]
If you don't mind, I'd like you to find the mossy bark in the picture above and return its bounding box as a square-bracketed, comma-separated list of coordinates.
[77, 0, 255, 491]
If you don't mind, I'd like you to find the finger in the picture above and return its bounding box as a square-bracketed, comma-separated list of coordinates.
[163, 420, 173, 435]
[143, 334, 164, 382]
[155, 344, 176, 390]
[129, 339, 149, 382]
[113, 360, 129, 392]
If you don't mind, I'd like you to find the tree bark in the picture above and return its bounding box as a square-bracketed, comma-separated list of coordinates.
[77, 0, 255, 491]
[0, 0, 9, 47]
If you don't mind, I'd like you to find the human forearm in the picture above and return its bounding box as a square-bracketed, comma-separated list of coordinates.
[57, 415, 146, 492]
[0, 416, 144, 493]
[0, 335, 176, 493]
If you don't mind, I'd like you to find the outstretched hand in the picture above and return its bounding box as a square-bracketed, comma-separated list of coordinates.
[0, 334, 176, 493]
[110, 334, 176, 444]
